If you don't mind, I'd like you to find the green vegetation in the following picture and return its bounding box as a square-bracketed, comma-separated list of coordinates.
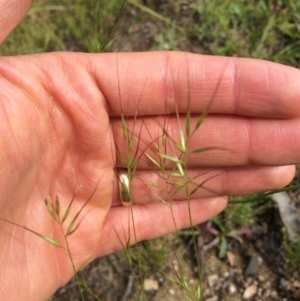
[2, 0, 299, 66]
[282, 231, 300, 269]
[191, 0, 300, 65]
[0, 0, 128, 54]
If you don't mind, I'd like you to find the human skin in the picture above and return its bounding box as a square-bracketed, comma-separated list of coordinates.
[1, 1, 300, 301]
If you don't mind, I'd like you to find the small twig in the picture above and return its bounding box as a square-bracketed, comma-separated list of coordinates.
[121, 270, 136, 301]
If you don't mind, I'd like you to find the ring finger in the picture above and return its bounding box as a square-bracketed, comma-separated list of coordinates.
[112, 165, 295, 206]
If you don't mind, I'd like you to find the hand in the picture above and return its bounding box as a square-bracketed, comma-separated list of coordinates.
[1, 2, 300, 301]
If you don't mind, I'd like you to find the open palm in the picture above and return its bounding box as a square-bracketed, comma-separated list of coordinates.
[0, 51, 226, 301]
[0, 50, 300, 301]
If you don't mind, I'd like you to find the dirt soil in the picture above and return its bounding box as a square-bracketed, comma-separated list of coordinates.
[50, 2, 300, 300]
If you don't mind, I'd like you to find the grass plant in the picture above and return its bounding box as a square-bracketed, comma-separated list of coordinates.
[282, 231, 300, 269]
[1, 1, 300, 300]
[0, 189, 102, 301]
[191, 0, 300, 65]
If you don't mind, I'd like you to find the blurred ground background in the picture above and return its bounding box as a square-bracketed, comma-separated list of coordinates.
[1, 1, 300, 300]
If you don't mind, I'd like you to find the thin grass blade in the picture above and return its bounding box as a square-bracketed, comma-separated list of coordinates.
[0, 217, 63, 248]
[218, 235, 227, 258]
[178, 129, 186, 154]
[194, 110, 208, 132]
[62, 190, 79, 223]
[154, 194, 168, 206]
[194, 283, 202, 300]
[145, 181, 162, 189]
[145, 153, 161, 169]
[55, 195, 60, 216]
[186, 110, 191, 137]
[66, 214, 79, 236]
[41, 235, 63, 248]
[190, 147, 218, 154]
[121, 115, 128, 140]
[159, 154, 183, 165]
[66, 221, 81, 236]
[44, 197, 57, 220]
[176, 162, 184, 176]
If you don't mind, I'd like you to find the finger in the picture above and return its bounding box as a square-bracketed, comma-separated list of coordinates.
[1, 52, 299, 119]
[93, 52, 300, 118]
[0, 0, 33, 44]
[111, 115, 300, 167]
[112, 165, 294, 205]
[98, 196, 227, 256]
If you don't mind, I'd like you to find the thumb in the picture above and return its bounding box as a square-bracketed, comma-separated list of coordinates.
[0, 0, 34, 45]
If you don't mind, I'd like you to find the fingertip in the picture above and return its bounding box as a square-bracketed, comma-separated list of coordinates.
[194, 196, 228, 220]
[267, 165, 296, 188]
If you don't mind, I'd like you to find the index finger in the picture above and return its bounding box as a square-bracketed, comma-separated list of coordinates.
[93, 52, 300, 118]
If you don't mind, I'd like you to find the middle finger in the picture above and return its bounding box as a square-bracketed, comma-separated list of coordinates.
[111, 115, 300, 168]
[112, 165, 295, 205]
